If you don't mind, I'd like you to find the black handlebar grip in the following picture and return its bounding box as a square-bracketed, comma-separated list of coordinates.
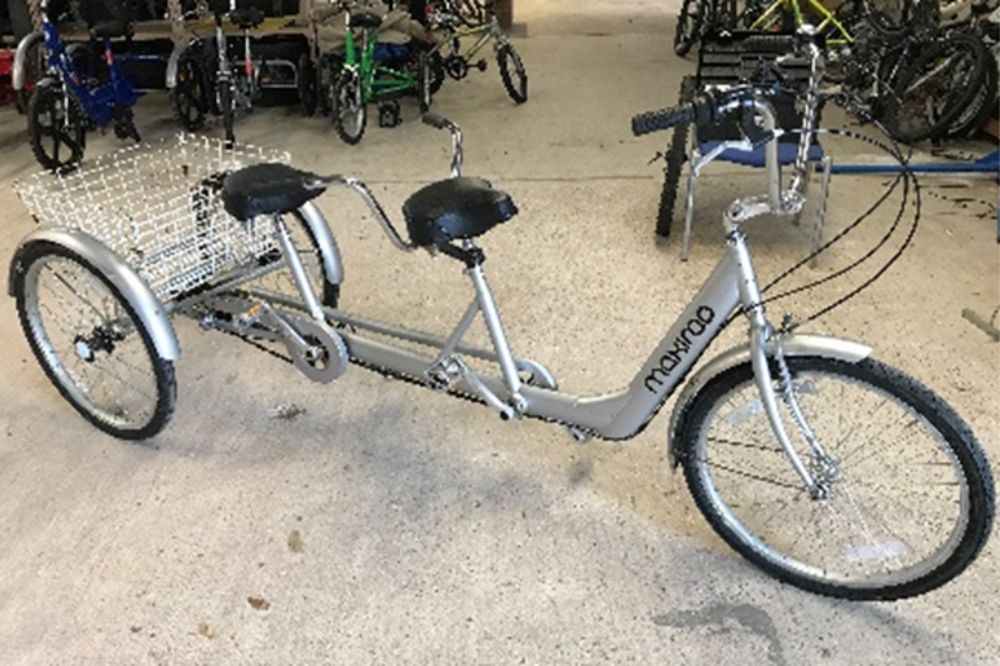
[631, 104, 697, 136]
[422, 112, 450, 129]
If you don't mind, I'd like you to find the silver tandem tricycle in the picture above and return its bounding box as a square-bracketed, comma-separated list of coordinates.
[6, 37, 994, 601]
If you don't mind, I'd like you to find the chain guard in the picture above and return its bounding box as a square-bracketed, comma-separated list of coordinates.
[285, 316, 349, 384]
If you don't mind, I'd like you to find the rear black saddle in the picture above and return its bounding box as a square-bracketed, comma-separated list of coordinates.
[349, 11, 383, 30]
[403, 177, 517, 248]
[230, 7, 265, 29]
[89, 20, 134, 40]
[222, 163, 327, 220]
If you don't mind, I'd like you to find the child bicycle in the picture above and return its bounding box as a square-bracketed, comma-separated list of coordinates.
[7, 32, 993, 601]
[425, 0, 527, 103]
[329, 0, 433, 144]
[17, 0, 141, 172]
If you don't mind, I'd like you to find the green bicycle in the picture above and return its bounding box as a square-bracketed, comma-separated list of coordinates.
[331, 3, 433, 144]
[425, 0, 528, 104]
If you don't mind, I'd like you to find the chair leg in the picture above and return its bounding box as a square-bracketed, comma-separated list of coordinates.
[811, 156, 833, 268]
[793, 160, 815, 227]
[682, 167, 698, 262]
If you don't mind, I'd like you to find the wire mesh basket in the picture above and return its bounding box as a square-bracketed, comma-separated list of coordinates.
[14, 134, 291, 303]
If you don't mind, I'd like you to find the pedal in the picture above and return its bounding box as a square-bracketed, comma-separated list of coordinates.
[474, 59, 487, 72]
[378, 100, 401, 128]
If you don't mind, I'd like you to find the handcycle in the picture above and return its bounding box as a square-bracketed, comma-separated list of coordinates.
[170, 0, 267, 143]
[424, 0, 527, 103]
[16, 0, 141, 172]
[7, 31, 994, 601]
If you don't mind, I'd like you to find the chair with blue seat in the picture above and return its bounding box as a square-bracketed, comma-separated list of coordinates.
[658, 33, 834, 261]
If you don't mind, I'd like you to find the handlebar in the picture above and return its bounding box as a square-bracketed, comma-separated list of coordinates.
[631, 88, 752, 136]
[422, 113, 464, 178]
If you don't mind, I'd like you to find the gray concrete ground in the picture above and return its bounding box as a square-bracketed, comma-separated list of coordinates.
[0, 3, 998, 664]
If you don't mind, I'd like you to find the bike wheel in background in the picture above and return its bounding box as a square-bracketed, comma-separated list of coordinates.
[172, 51, 207, 130]
[27, 78, 86, 173]
[497, 42, 527, 103]
[675, 0, 703, 57]
[883, 34, 987, 143]
[943, 48, 998, 139]
[332, 70, 366, 144]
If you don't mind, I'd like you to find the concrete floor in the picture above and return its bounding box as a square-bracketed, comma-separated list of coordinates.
[1, 3, 999, 664]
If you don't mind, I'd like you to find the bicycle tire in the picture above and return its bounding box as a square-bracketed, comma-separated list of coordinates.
[220, 80, 235, 145]
[13, 241, 178, 440]
[655, 76, 697, 238]
[943, 46, 998, 139]
[298, 53, 317, 117]
[497, 42, 527, 103]
[172, 51, 207, 131]
[332, 70, 366, 144]
[677, 356, 994, 600]
[27, 78, 86, 174]
[883, 34, 987, 143]
[674, 0, 702, 57]
[15, 35, 46, 114]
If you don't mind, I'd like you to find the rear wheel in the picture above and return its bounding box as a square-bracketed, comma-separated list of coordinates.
[332, 69, 366, 144]
[678, 356, 994, 600]
[27, 78, 86, 173]
[13, 242, 177, 439]
[172, 51, 207, 131]
[675, 0, 702, 57]
[497, 42, 527, 103]
[297, 52, 317, 116]
[247, 211, 340, 308]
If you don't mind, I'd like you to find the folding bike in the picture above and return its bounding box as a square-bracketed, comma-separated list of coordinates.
[8, 29, 994, 601]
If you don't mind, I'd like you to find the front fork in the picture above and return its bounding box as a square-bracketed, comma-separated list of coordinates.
[727, 212, 836, 498]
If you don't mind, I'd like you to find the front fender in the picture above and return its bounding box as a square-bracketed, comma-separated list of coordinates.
[13, 31, 45, 91]
[165, 39, 198, 89]
[665, 334, 872, 468]
[8, 227, 181, 361]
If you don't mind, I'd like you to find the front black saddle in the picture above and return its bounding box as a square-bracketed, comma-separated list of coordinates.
[222, 163, 326, 220]
[350, 11, 383, 30]
[403, 177, 517, 247]
[230, 6, 265, 29]
[89, 19, 134, 40]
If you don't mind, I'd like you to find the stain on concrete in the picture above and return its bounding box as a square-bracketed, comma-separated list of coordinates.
[652, 603, 786, 666]
[247, 596, 271, 611]
[288, 529, 304, 553]
[567, 458, 592, 486]
[196, 621, 217, 639]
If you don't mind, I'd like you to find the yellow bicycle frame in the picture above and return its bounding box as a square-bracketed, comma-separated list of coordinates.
[750, 0, 853, 45]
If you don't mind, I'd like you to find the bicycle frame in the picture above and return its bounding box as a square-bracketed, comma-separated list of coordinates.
[750, 0, 853, 45]
[343, 22, 418, 102]
[39, 18, 139, 127]
[431, 14, 504, 62]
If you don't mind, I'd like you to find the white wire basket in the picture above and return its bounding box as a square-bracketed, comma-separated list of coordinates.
[14, 134, 291, 303]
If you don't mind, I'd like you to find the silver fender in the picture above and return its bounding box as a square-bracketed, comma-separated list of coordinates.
[666, 334, 872, 468]
[165, 40, 196, 90]
[13, 31, 44, 91]
[8, 227, 181, 361]
[295, 201, 344, 287]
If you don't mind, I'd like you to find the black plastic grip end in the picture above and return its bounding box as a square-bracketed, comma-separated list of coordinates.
[422, 113, 450, 129]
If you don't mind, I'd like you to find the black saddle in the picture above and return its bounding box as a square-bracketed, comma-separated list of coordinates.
[222, 163, 326, 220]
[403, 177, 517, 247]
[230, 6, 265, 29]
[89, 19, 134, 39]
[350, 11, 383, 30]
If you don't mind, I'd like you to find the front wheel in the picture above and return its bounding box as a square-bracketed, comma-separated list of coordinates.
[678, 356, 994, 600]
[497, 42, 527, 104]
[674, 0, 702, 57]
[13, 242, 177, 439]
[27, 78, 87, 173]
[332, 70, 366, 144]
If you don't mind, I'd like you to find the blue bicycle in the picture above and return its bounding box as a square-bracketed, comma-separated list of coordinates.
[26, 0, 142, 172]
